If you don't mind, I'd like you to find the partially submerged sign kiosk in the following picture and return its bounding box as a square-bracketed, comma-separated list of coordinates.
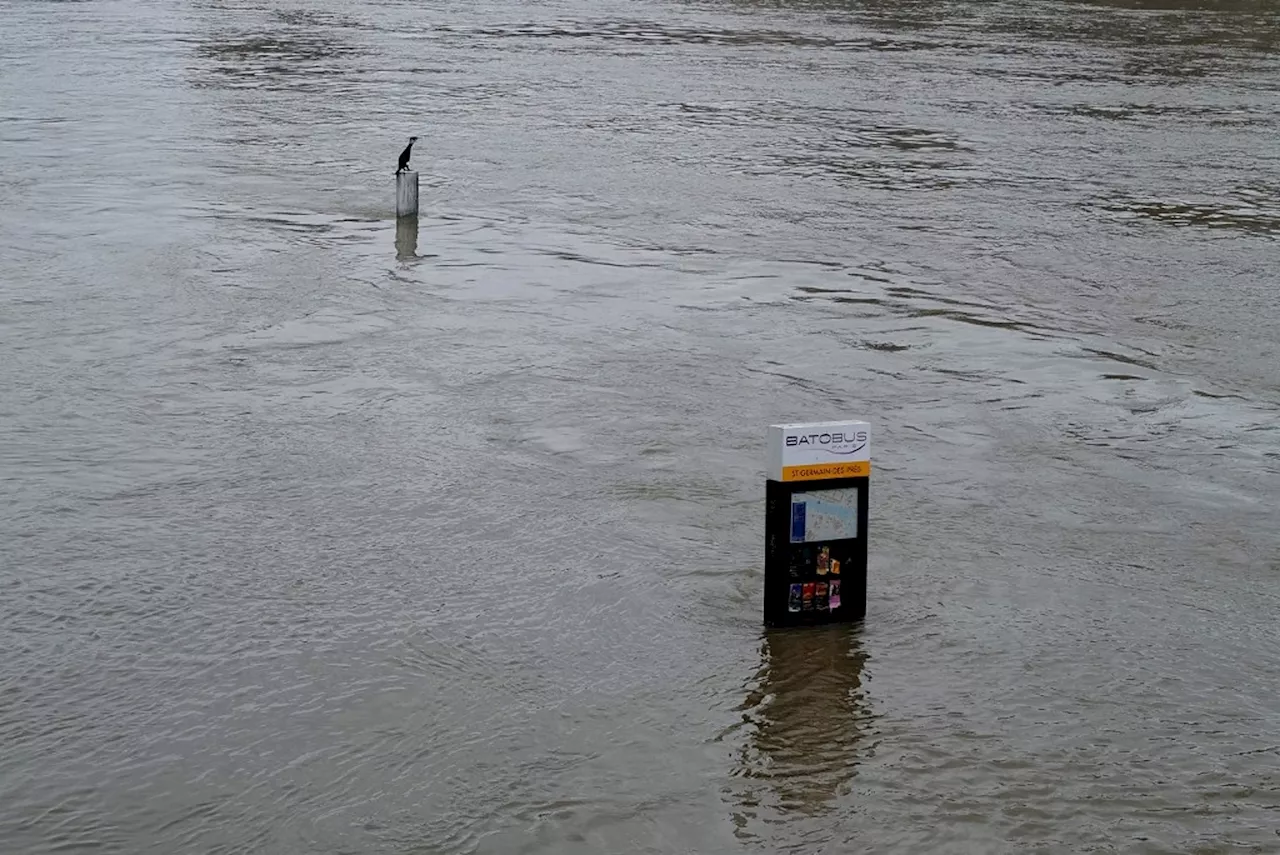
[764, 420, 870, 627]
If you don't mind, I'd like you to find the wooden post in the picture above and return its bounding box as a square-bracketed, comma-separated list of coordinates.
[396, 170, 418, 218]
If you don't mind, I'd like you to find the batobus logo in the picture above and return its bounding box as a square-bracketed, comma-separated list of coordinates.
[785, 429, 868, 456]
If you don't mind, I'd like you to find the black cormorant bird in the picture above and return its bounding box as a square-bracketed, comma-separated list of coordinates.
[396, 136, 418, 175]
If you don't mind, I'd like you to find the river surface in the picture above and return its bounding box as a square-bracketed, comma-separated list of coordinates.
[3, 0, 1280, 852]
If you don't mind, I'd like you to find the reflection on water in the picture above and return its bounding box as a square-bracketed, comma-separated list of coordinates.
[193, 29, 359, 91]
[395, 215, 419, 261]
[1100, 189, 1280, 235]
[731, 627, 872, 826]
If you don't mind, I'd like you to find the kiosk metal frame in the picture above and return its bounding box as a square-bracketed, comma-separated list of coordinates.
[764, 421, 870, 627]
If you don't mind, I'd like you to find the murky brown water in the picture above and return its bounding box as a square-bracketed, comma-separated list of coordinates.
[3, 0, 1279, 852]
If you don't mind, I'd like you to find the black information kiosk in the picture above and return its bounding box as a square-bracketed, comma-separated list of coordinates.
[764, 421, 871, 627]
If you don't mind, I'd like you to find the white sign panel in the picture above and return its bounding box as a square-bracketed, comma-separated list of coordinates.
[767, 420, 871, 482]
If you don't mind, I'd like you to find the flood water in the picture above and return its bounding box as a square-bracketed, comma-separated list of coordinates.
[2, 0, 1280, 852]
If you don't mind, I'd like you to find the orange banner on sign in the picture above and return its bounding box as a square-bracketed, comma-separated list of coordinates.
[781, 461, 871, 482]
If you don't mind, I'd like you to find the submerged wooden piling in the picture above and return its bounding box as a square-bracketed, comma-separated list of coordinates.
[396, 171, 419, 218]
